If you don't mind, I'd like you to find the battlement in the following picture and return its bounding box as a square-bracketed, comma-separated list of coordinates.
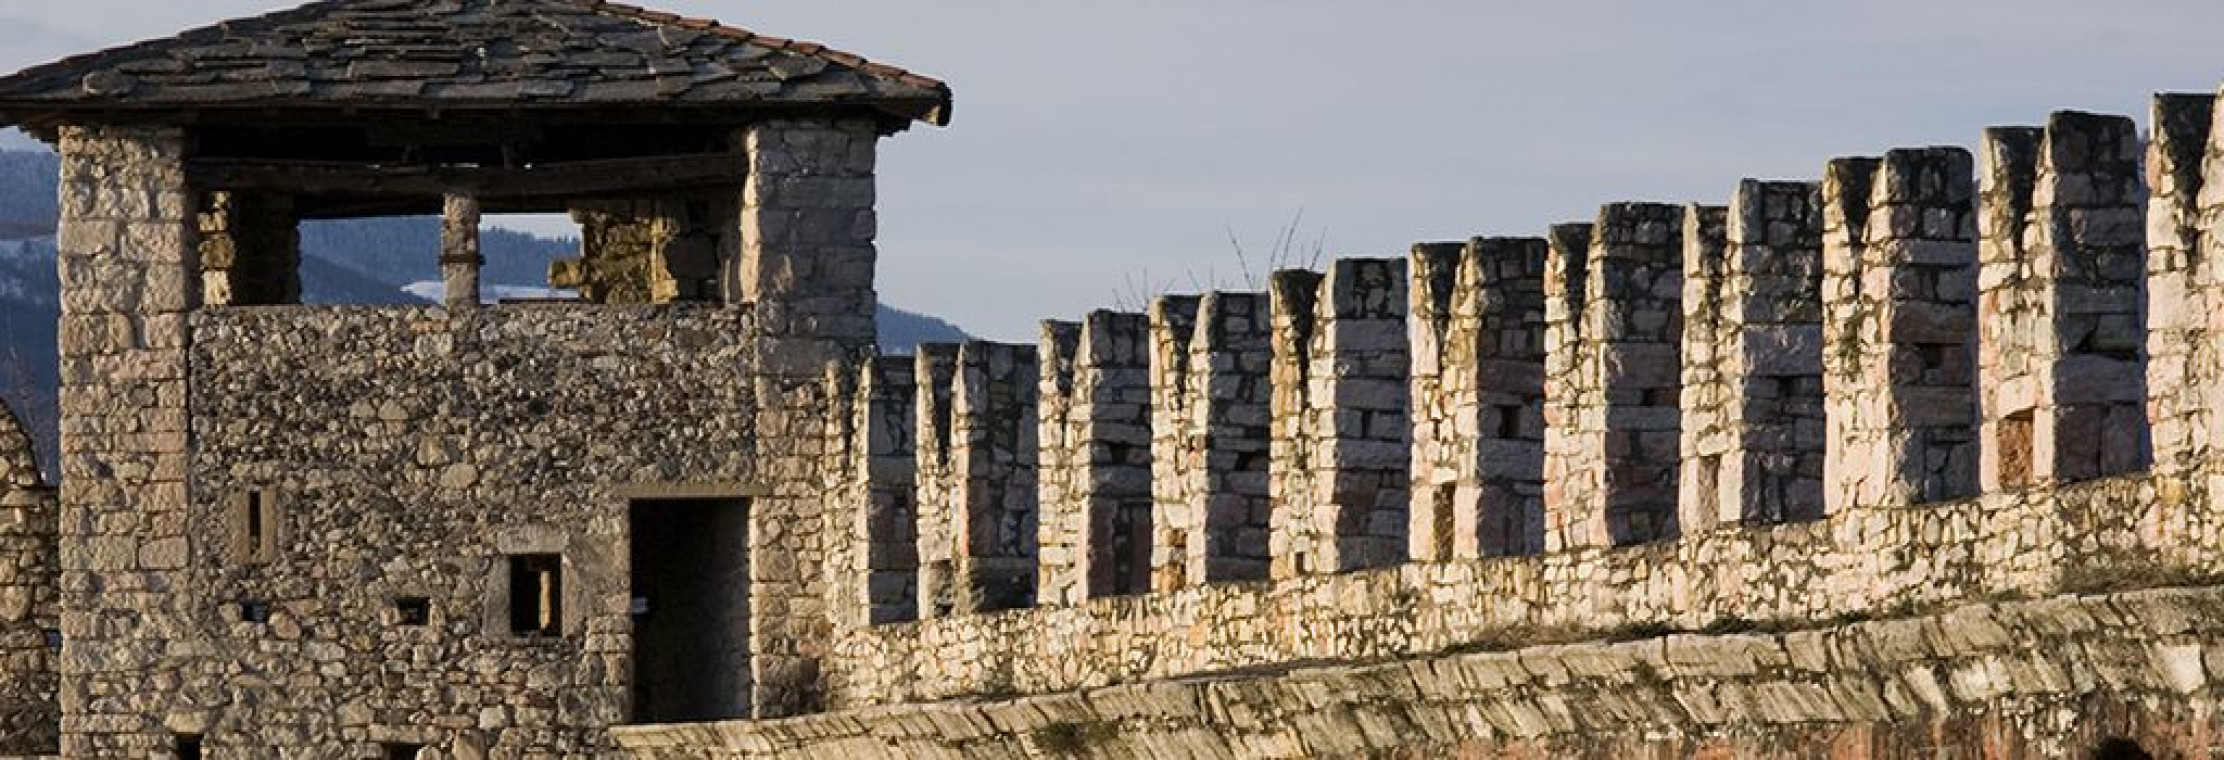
[812, 95, 2224, 711]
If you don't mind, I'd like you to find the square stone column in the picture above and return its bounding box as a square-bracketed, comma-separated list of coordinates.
[1408, 238, 1547, 560]
[1682, 182, 1828, 529]
[1148, 294, 1273, 590]
[1269, 260, 1410, 577]
[53, 126, 198, 757]
[1977, 114, 2148, 491]
[2147, 94, 2218, 479]
[1822, 148, 1980, 512]
[833, 357, 918, 629]
[440, 192, 482, 309]
[914, 341, 1039, 615]
[736, 117, 879, 716]
[1036, 311, 1152, 604]
[1544, 204, 1684, 551]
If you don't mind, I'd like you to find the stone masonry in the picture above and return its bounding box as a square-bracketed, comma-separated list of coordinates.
[1036, 312, 1153, 605]
[1682, 182, 1828, 529]
[2146, 94, 2218, 480]
[915, 342, 1040, 616]
[0, 401, 54, 757]
[1269, 260, 1411, 577]
[1547, 204, 1685, 550]
[1978, 113, 2149, 491]
[1822, 149, 1981, 513]
[1148, 294, 1272, 589]
[1408, 238, 1548, 560]
[19, 4, 2224, 759]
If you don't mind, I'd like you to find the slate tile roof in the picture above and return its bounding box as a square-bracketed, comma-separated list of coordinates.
[0, 0, 953, 126]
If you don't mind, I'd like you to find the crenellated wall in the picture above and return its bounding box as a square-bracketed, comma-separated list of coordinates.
[793, 97, 2224, 741]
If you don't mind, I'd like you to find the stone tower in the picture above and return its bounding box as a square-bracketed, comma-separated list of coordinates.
[0, 1, 948, 755]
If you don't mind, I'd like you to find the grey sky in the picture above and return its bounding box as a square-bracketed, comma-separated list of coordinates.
[4, 2, 2223, 340]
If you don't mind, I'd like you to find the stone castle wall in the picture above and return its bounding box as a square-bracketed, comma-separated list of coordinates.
[48, 115, 880, 756]
[32, 45, 2224, 760]
[800, 96, 2224, 740]
[618, 585, 2224, 759]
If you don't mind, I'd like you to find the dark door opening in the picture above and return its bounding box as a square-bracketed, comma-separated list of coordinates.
[629, 497, 751, 723]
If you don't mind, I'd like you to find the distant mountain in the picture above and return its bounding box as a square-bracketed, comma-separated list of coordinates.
[0, 148, 968, 474]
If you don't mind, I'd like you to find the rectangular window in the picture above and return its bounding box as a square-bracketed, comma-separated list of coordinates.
[395, 597, 431, 627]
[239, 600, 271, 625]
[508, 554, 562, 636]
[176, 734, 203, 760]
[2000, 410, 2036, 489]
[382, 743, 423, 760]
[232, 488, 282, 564]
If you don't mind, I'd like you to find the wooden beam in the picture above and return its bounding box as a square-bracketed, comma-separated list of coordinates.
[186, 152, 749, 202]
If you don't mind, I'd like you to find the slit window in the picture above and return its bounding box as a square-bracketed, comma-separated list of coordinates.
[382, 743, 424, 760]
[395, 597, 431, 627]
[232, 488, 282, 564]
[2000, 410, 2035, 489]
[508, 554, 563, 636]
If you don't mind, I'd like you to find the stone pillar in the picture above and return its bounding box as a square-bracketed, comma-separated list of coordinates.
[0, 401, 55, 756]
[1545, 204, 1684, 550]
[1269, 259, 1410, 577]
[1146, 296, 1200, 591]
[1978, 114, 2148, 490]
[1408, 238, 1547, 561]
[1685, 182, 1828, 528]
[915, 342, 1038, 615]
[53, 126, 197, 756]
[737, 117, 879, 715]
[913, 345, 960, 617]
[737, 118, 880, 365]
[1149, 293, 1274, 591]
[1677, 205, 1733, 530]
[1822, 148, 1980, 512]
[1036, 312, 1153, 604]
[2149, 94, 2218, 478]
[440, 192, 481, 310]
[196, 191, 298, 307]
[1540, 223, 1593, 551]
[843, 358, 917, 627]
[1189, 295, 1273, 585]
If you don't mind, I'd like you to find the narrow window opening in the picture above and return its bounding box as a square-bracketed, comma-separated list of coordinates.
[395, 597, 431, 627]
[239, 600, 271, 625]
[2000, 410, 2035, 489]
[507, 554, 562, 636]
[234, 487, 281, 564]
[1494, 405, 1524, 439]
[175, 734, 203, 760]
[244, 490, 265, 557]
[1430, 484, 1457, 562]
[40, 629, 59, 650]
[382, 743, 424, 760]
